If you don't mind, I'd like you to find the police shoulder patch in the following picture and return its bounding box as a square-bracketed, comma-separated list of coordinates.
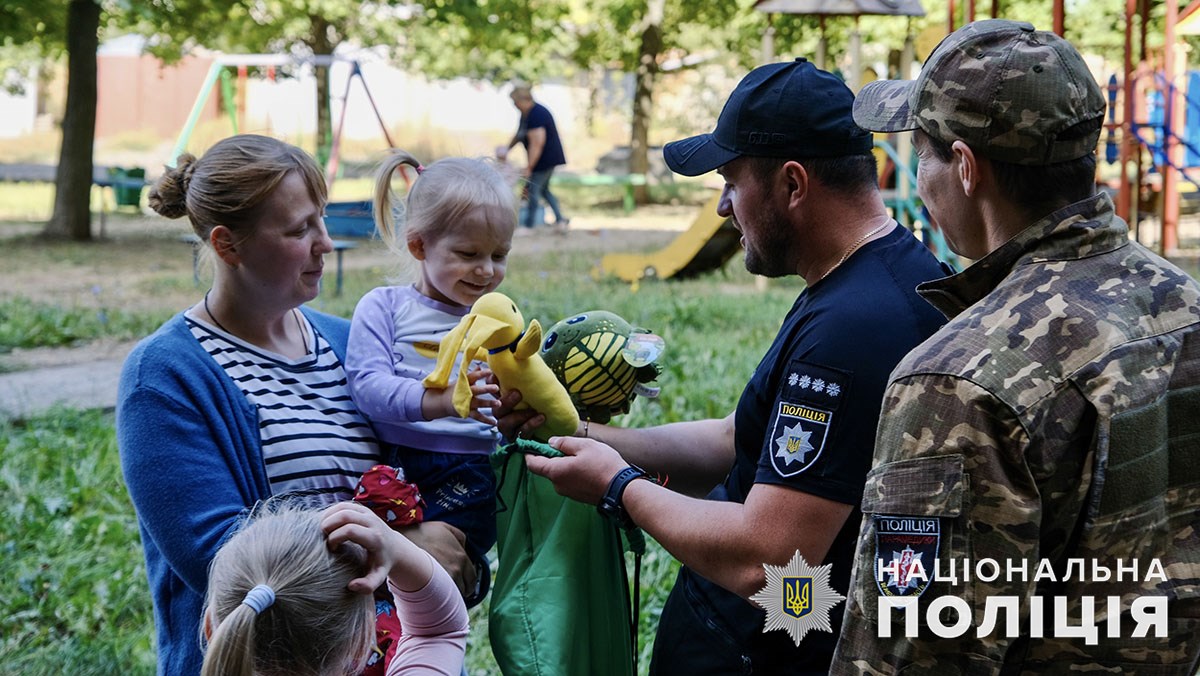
[768, 360, 850, 478]
[769, 401, 833, 477]
[874, 515, 941, 597]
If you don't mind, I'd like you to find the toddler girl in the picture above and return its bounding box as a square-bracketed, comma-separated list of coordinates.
[346, 150, 516, 607]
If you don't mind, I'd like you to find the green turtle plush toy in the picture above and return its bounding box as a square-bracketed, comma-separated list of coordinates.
[540, 310, 664, 424]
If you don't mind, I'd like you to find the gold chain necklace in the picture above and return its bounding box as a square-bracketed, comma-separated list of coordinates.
[815, 219, 893, 285]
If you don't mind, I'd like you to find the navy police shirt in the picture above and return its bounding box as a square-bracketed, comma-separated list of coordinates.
[649, 223, 950, 675]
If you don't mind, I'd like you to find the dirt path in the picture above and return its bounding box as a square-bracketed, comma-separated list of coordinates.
[0, 352, 130, 419]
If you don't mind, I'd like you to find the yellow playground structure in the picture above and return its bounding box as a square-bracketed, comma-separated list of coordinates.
[597, 193, 740, 283]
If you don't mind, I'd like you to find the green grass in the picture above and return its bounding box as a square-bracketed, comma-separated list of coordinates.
[0, 242, 800, 674]
[0, 175, 709, 224]
[0, 183, 153, 223]
[0, 409, 155, 676]
[326, 176, 713, 217]
[0, 297, 171, 353]
[545, 181, 712, 216]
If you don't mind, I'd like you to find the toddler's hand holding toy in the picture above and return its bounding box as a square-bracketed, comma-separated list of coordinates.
[423, 364, 498, 424]
[423, 292, 579, 441]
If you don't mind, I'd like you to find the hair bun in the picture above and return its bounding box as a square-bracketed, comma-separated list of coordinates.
[148, 153, 197, 219]
[178, 154, 199, 192]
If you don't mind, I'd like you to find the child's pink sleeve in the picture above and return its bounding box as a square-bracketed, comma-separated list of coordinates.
[385, 552, 470, 676]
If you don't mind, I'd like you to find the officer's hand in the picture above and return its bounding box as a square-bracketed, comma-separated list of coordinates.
[493, 389, 545, 441]
[525, 436, 629, 506]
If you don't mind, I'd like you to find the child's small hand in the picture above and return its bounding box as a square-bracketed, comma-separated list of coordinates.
[321, 502, 432, 594]
[464, 365, 500, 425]
[424, 366, 498, 421]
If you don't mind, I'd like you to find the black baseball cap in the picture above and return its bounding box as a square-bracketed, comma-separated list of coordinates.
[663, 58, 874, 177]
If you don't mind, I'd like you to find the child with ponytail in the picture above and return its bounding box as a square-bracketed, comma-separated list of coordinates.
[201, 502, 468, 676]
[344, 150, 516, 611]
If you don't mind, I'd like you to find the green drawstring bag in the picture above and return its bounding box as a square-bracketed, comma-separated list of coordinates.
[489, 439, 638, 676]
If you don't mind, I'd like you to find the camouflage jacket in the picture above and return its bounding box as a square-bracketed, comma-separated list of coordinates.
[833, 193, 1200, 675]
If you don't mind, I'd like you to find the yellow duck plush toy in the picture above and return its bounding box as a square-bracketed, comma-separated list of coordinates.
[423, 292, 580, 441]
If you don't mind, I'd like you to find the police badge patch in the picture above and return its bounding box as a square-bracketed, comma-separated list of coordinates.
[766, 360, 849, 478]
[769, 402, 833, 477]
[874, 515, 940, 597]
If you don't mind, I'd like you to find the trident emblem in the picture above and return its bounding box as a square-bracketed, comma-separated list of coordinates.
[783, 577, 812, 618]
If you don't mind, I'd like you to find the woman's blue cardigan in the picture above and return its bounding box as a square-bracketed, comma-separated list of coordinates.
[116, 308, 351, 676]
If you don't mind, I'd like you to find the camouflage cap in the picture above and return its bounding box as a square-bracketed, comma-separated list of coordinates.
[853, 19, 1106, 166]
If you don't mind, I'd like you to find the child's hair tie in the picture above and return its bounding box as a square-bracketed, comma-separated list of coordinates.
[416, 164, 425, 174]
[241, 584, 276, 614]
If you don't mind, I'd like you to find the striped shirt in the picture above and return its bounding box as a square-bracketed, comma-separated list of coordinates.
[188, 313, 380, 504]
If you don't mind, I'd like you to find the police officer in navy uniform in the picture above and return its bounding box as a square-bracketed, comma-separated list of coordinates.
[498, 58, 949, 674]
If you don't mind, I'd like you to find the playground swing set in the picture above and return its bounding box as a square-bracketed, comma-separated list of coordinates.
[167, 53, 407, 240]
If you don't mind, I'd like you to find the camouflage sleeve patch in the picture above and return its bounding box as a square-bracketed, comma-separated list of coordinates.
[849, 455, 966, 621]
[862, 454, 965, 600]
[834, 373, 1034, 672]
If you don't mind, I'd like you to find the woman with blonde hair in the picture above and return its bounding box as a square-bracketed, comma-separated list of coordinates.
[118, 134, 475, 675]
[202, 502, 468, 676]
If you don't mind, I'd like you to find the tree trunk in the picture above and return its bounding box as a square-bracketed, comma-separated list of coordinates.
[630, 0, 664, 205]
[586, 66, 603, 132]
[44, 0, 100, 241]
[308, 16, 336, 171]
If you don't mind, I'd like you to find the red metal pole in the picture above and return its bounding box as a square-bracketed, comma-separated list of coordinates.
[1182, 0, 1200, 21]
[1163, 0, 1181, 255]
[1117, 0, 1135, 222]
[948, 0, 956, 33]
[1053, 0, 1065, 35]
[968, 0, 976, 23]
[324, 67, 354, 188]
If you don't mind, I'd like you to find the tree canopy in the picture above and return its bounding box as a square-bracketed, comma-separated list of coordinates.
[0, 0, 1184, 238]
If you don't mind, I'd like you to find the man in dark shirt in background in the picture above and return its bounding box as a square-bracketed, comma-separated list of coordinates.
[506, 85, 569, 231]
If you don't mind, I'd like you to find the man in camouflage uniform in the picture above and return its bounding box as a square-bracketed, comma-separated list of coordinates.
[834, 19, 1200, 674]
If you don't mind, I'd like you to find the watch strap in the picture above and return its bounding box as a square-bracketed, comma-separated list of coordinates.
[597, 466, 648, 527]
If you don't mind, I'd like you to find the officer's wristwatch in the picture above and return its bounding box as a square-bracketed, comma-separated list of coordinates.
[596, 465, 651, 528]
